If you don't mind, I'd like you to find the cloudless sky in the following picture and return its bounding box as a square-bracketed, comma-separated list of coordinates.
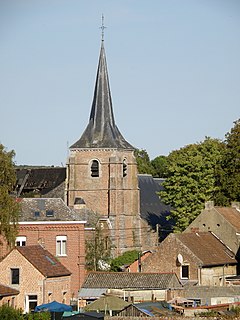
[0, 0, 239, 166]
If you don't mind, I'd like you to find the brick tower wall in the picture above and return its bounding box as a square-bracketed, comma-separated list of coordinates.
[66, 148, 142, 256]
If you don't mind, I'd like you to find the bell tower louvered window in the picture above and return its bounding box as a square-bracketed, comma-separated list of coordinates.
[91, 160, 99, 177]
[123, 159, 127, 177]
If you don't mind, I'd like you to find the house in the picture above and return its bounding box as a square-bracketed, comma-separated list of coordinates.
[0, 283, 19, 307]
[78, 271, 182, 307]
[185, 201, 240, 258]
[0, 245, 71, 313]
[0, 197, 86, 301]
[141, 232, 237, 286]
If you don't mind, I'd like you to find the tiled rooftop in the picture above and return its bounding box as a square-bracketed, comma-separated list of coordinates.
[17, 245, 71, 277]
[81, 272, 182, 290]
[215, 207, 240, 231]
[176, 232, 237, 266]
[0, 284, 19, 297]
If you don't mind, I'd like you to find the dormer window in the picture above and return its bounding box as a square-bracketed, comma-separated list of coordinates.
[123, 159, 127, 177]
[46, 210, 54, 217]
[91, 160, 99, 177]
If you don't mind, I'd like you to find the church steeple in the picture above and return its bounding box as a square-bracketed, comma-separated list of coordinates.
[70, 40, 134, 150]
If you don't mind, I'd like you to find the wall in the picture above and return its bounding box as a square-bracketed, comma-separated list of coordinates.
[0, 249, 70, 312]
[142, 234, 200, 282]
[17, 222, 85, 299]
[200, 265, 236, 286]
[66, 149, 141, 256]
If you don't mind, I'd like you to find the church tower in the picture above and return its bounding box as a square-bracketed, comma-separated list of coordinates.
[66, 36, 142, 256]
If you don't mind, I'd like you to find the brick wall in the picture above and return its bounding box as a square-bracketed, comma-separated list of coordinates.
[67, 149, 142, 256]
[142, 234, 199, 281]
[17, 222, 85, 298]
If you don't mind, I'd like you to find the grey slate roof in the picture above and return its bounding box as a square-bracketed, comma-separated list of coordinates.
[18, 198, 85, 222]
[70, 41, 134, 150]
[138, 174, 174, 238]
[81, 272, 182, 290]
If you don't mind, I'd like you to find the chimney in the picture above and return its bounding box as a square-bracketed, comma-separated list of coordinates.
[205, 201, 214, 210]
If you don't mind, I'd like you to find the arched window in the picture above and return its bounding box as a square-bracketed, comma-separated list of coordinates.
[123, 159, 127, 177]
[91, 160, 99, 177]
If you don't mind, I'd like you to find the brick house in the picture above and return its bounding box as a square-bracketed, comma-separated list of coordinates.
[0, 284, 19, 307]
[0, 245, 71, 313]
[185, 202, 240, 258]
[142, 232, 237, 286]
[0, 198, 86, 301]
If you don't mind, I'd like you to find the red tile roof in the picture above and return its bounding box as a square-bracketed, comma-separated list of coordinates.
[16, 245, 71, 277]
[176, 232, 237, 266]
[0, 284, 19, 297]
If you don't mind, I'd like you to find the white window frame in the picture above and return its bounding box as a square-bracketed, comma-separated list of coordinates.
[25, 294, 38, 313]
[56, 235, 67, 256]
[15, 236, 26, 247]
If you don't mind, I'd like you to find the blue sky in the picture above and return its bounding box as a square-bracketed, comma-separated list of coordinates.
[0, 0, 239, 166]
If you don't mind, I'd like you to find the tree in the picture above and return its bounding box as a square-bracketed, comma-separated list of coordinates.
[85, 225, 112, 271]
[134, 149, 154, 175]
[151, 155, 169, 178]
[110, 250, 139, 271]
[221, 119, 240, 203]
[160, 137, 225, 232]
[0, 144, 19, 246]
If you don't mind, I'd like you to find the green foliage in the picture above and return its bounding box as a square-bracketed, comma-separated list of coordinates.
[0, 304, 24, 320]
[151, 155, 169, 178]
[110, 250, 139, 271]
[0, 144, 19, 246]
[134, 149, 154, 175]
[85, 226, 112, 271]
[160, 137, 225, 232]
[220, 119, 240, 204]
[22, 312, 51, 320]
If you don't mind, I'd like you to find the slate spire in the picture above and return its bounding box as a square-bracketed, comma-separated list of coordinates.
[70, 40, 134, 150]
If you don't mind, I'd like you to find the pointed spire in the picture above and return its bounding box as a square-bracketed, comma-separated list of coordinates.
[71, 38, 134, 150]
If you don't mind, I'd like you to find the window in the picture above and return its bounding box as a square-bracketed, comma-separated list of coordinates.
[26, 295, 38, 313]
[46, 210, 54, 217]
[181, 265, 189, 279]
[123, 159, 127, 177]
[11, 268, 19, 285]
[15, 236, 26, 247]
[91, 160, 99, 177]
[56, 236, 67, 256]
[34, 211, 40, 217]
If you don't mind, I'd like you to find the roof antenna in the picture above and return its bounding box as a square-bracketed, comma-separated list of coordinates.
[100, 14, 106, 41]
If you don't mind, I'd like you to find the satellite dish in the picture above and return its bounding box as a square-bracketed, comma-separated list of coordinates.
[177, 253, 183, 265]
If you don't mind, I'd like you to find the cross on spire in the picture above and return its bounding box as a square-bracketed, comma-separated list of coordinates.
[100, 14, 106, 41]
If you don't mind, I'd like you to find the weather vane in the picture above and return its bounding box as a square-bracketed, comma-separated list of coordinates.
[100, 14, 106, 41]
